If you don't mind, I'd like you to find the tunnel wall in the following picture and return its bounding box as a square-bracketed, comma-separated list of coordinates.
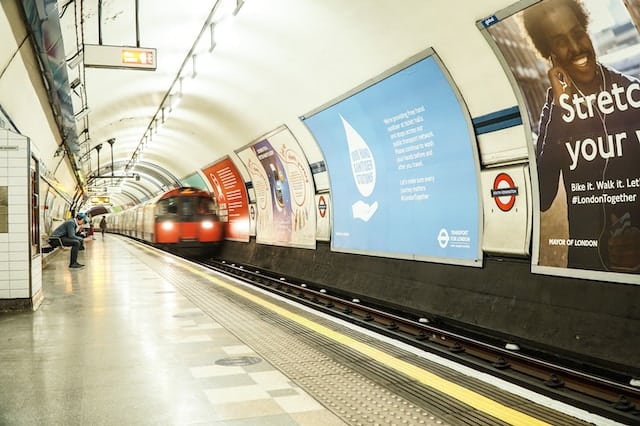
[217, 239, 640, 372]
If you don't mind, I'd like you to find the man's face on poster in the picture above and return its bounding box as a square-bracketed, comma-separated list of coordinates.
[543, 4, 597, 87]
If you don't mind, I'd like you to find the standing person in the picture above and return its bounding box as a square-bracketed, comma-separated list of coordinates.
[522, 0, 640, 272]
[99, 216, 107, 238]
[49, 213, 87, 269]
[89, 217, 96, 240]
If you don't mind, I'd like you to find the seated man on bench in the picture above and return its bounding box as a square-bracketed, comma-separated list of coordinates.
[48, 213, 88, 269]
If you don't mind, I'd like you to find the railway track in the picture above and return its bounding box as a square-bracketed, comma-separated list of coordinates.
[202, 257, 640, 425]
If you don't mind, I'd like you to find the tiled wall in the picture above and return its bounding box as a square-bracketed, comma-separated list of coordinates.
[0, 129, 38, 301]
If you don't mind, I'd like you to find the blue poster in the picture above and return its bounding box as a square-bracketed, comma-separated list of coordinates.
[302, 53, 482, 265]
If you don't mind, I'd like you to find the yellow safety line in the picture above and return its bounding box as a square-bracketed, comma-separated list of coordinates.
[136, 242, 551, 425]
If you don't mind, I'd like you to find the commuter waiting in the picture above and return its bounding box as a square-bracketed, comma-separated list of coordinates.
[99, 216, 107, 238]
[48, 213, 88, 269]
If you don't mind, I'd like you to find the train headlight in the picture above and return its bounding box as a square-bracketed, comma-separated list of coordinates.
[161, 221, 174, 231]
[201, 220, 213, 229]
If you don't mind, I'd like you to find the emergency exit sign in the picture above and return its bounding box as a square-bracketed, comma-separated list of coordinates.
[84, 44, 157, 70]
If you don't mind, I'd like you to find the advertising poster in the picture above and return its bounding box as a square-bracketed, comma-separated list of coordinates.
[481, 0, 640, 282]
[301, 50, 482, 266]
[236, 127, 316, 249]
[202, 157, 250, 242]
[21, 0, 81, 154]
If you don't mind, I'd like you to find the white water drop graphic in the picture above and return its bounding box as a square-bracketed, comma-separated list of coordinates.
[340, 115, 376, 197]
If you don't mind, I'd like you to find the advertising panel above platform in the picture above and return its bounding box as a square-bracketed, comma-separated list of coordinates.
[301, 48, 483, 267]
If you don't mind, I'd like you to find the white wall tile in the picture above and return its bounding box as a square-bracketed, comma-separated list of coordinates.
[8, 176, 27, 187]
[9, 251, 27, 262]
[8, 167, 27, 177]
[9, 260, 27, 270]
[0, 143, 35, 301]
[9, 233, 27, 242]
[10, 288, 29, 298]
[8, 186, 27, 202]
[9, 242, 27, 253]
[9, 270, 27, 281]
[7, 151, 27, 160]
[8, 219, 28, 229]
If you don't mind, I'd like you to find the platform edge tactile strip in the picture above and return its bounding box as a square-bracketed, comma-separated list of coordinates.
[128, 241, 590, 426]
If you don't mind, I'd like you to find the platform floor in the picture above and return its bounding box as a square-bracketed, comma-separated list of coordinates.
[0, 235, 622, 425]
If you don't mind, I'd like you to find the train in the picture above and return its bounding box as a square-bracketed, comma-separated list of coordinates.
[108, 186, 225, 257]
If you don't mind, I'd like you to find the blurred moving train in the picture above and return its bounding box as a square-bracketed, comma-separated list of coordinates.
[108, 187, 225, 256]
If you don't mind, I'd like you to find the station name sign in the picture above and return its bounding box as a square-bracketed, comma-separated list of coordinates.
[84, 44, 157, 71]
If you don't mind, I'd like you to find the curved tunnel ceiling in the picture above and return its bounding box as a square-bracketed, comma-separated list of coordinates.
[54, 0, 520, 211]
[82, 160, 183, 210]
[88, 160, 181, 191]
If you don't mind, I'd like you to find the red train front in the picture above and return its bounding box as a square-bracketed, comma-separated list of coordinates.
[153, 187, 224, 254]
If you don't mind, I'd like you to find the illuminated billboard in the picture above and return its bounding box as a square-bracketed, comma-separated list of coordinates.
[301, 48, 482, 266]
[202, 157, 250, 242]
[235, 126, 316, 249]
[480, 0, 640, 284]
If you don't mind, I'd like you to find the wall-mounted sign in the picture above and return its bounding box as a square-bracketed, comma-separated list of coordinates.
[90, 196, 110, 204]
[318, 195, 327, 218]
[84, 44, 157, 70]
[491, 172, 518, 212]
[301, 48, 482, 267]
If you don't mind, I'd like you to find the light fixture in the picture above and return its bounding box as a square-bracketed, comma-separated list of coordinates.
[126, 1, 246, 175]
[74, 107, 90, 121]
[209, 22, 216, 52]
[67, 51, 84, 69]
[177, 77, 184, 97]
[170, 93, 181, 111]
[233, 0, 245, 16]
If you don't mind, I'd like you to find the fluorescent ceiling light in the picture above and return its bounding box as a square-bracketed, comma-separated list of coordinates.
[68, 52, 84, 69]
[74, 107, 90, 121]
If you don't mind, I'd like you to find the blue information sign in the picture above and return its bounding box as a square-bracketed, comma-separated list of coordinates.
[302, 52, 482, 266]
